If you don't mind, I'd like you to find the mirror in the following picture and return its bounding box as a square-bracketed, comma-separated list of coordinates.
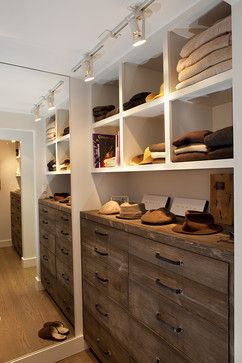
[0, 63, 72, 362]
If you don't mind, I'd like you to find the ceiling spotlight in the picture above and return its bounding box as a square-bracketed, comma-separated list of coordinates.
[34, 105, 42, 122]
[84, 56, 95, 82]
[47, 91, 55, 111]
[130, 10, 146, 47]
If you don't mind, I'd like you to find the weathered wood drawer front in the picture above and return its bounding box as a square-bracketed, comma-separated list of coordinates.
[39, 228, 55, 254]
[57, 287, 74, 325]
[40, 243, 56, 277]
[83, 280, 130, 351]
[56, 225, 72, 243]
[56, 236, 72, 267]
[83, 249, 128, 308]
[129, 234, 228, 293]
[130, 280, 228, 363]
[129, 317, 190, 363]
[56, 211, 72, 233]
[39, 215, 56, 235]
[56, 258, 73, 295]
[84, 309, 130, 363]
[41, 266, 57, 300]
[129, 254, 228, 330]
[39, 205, 56, 221]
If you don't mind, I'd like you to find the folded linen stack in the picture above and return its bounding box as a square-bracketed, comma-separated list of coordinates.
[46, 121, 56, 142]
[172, 130, 211, 162]
[176, 15, 232, 90]
[93, 105, 117, 122]
[204, 126, 233, 159]
[123, 92, 150, 111]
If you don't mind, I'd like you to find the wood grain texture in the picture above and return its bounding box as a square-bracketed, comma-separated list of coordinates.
[0, 246, 73, 363]
[210, 174, 233, 225]
[57, 350, 99, 363]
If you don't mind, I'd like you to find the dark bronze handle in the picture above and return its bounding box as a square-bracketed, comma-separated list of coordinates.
[95, 303, 109, 317]
[155, 278, 182, 295]
[61, 247, 69, 255]
[95, 272, 109, 283]
[62, 273, 70, 282]
[156, 359, 161, 363]
[61, 216, 69, 222]
[42, 235, 48, 240]
[96, 338, 111, 357]
[95, 230, 108, 237]
[155, 252, 183, 266]
[61, 230, 69, 236]
[42, 209, 48, 214]
[94, 247, 108, 256]
[43, 255, 48, 262]
[156, 312, 183, 333]
[42, 220, 48, 225]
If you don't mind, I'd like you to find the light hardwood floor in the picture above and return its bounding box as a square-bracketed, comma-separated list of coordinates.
[58, 350, 99, 363]
[0, 246, 73, 363]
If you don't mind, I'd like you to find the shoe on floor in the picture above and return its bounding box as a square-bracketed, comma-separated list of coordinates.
[38, 326, 67, 341]
[43, 321, 70, 335]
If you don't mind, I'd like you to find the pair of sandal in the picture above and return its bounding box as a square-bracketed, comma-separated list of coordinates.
[38, 321, 70, 341]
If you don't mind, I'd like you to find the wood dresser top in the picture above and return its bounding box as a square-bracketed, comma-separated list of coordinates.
[80, 210, 234, 263]
[39, 198, 71, 213]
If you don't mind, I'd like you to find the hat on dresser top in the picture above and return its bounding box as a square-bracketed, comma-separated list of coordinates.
[99, 200, 121, 215]
[116, 202, 146, 220]
[141, 208, 176, 225]
[172, 210, 223, 235]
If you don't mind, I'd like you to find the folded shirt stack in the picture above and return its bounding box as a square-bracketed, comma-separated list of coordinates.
[176, 15, 232, 90]
[123, 92, 150, 111]
[47, 159, 56, 171]
[204, 126, 233, 159]
[172, 130, 211, 162]
[93, 105, 116, 122]
[46, 121, 56, 142]
[59, 158, 71, 171]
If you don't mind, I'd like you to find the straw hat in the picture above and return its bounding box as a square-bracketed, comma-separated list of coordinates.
[99, 200, 120, 215]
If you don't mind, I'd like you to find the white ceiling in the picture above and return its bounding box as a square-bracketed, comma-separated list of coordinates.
[0, 0, 198, 114]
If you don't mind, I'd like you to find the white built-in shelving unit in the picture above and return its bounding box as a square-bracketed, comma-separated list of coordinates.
[90, 0, 233, 174]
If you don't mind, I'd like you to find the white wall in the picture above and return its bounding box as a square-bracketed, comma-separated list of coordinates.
[0, 141, 19, 244]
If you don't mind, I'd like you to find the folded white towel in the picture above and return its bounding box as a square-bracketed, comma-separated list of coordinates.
[174, 144, 208, 155]
[150, 151, 166, 159]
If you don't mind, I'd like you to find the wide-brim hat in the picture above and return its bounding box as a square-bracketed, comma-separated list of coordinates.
[145, 84, 164, 102]
[130, 147, 153, 166]
[141, 208, 176, 225]
[172, 210, 222, 235]
[99, 200, 120, 215]
[116, 202, 146, 220]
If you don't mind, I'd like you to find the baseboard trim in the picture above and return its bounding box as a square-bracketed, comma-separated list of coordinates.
[0, 239, 12, 248]
[35, 275, 44, 291]
[21, 256, 37, 268]
[8, 335, 87, 363]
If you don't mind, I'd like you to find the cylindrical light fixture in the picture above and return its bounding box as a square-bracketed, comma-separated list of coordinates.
[47, 91, 55, 111]
[84, 56, 95, 82]
[34, 105, 42, 122]
[130, 10, 146, 47]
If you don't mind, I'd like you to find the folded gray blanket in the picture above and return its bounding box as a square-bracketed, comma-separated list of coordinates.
[180, 15, 231, 58]
[176, 59, 232, 90]
[177, 33, 232, 73]
[204, 126, 233, 148]
[208, 146, 233, 159]
[178, 46, 232, 82]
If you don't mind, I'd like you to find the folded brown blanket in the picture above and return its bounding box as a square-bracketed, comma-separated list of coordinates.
[178, 46, 232, 82]
[208, 146, 233, 159]
[172, 152, 209, 162]
[180, 15, 231, 58]
[94, 115, 107, 122]
[177, 33, 232, 73]
[173, 130, 212, 147]
[106, 107, 119, 118]
[176, 59, 232, 90]
[174, 143, 208, 155]
[123, 92, 150, 111]
[204, 126, 233, 149]
[149, 142, 165, 152]
[93, 105, 115, 114]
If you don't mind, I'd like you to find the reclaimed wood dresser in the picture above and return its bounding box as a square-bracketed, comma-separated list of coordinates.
[39, 198, 74, 325]
[10, 191, 22, 257]
[80, 210, 234, 363]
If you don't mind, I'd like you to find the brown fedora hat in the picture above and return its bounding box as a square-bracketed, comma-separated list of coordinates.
[116, 202, 146, 220]
[172, 210, 222, 235]
[141, 208, 176, 225]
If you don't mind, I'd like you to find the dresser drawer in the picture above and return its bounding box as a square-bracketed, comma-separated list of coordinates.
[56, 225, 72, 243]
[82, 220, 128, 275]
[56, 210, 72, 232]
[129, 254, 228, 330]
[41, 265, 57, 300]
[56, 236, 72, 267]
[40, 243, 56, 277]
[39, 215, 56, 235]
[39, 204, 56, 221]
[56, 258, 73, 295]
[129, 280, 228, 363]
[84, 309, 130, 363]
[82, 247, 128, 308]
[129, 234, 229, 293]
[57, 286, 74, 325]
[39, 228, 55, 254]
[83, 280, 129, 351]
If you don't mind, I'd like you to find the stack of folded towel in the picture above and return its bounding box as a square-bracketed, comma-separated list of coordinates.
[46, 120, 56, 142]
[123, 92, 150, 111]
[204, 126, 233, 159]
[172, 130, 211, 162]
[59, 158, 71, 171]
[47, 159, 56, 172]
[93, 105, 117, 122]
[176, 15, 232, 90]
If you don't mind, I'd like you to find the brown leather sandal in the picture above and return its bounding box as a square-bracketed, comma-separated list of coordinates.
[43, 321, 70, 335]
[38, 326, 67, 341]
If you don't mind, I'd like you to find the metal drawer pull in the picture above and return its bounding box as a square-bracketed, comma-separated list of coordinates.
[42, 209, 48, 214]
[61, 216, 69, 222]
[155, 252, 183, 266]
[42, 220, 48, 225]
[96, 338, 111, 357]
[155, 278, 182, 295]
[95, 272, 109, 283]
[156, 359, 161, 363]
[43, 255, 49, 262]
[95, 230, 108, 237]
[61, 247, 69, 255]
[42, 235, 48, 240]
[95, 303, 109, 317]
[94, 247, 109, 256]
[61, 230, 69, 236]
[62, 273, 70, 282]
[156, 312, 183, 334]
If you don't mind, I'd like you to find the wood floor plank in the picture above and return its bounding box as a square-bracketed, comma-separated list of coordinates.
[58, 350, 99, 363]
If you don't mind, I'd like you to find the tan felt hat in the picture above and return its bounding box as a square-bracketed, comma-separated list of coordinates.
[145, 84, 164, 102]
[172, 210, 223, 235]
[139, 147, 153, 165]
[141, 208, 176, 225]
[99, 200, 120, 215]
[116, 202, 146, 220]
